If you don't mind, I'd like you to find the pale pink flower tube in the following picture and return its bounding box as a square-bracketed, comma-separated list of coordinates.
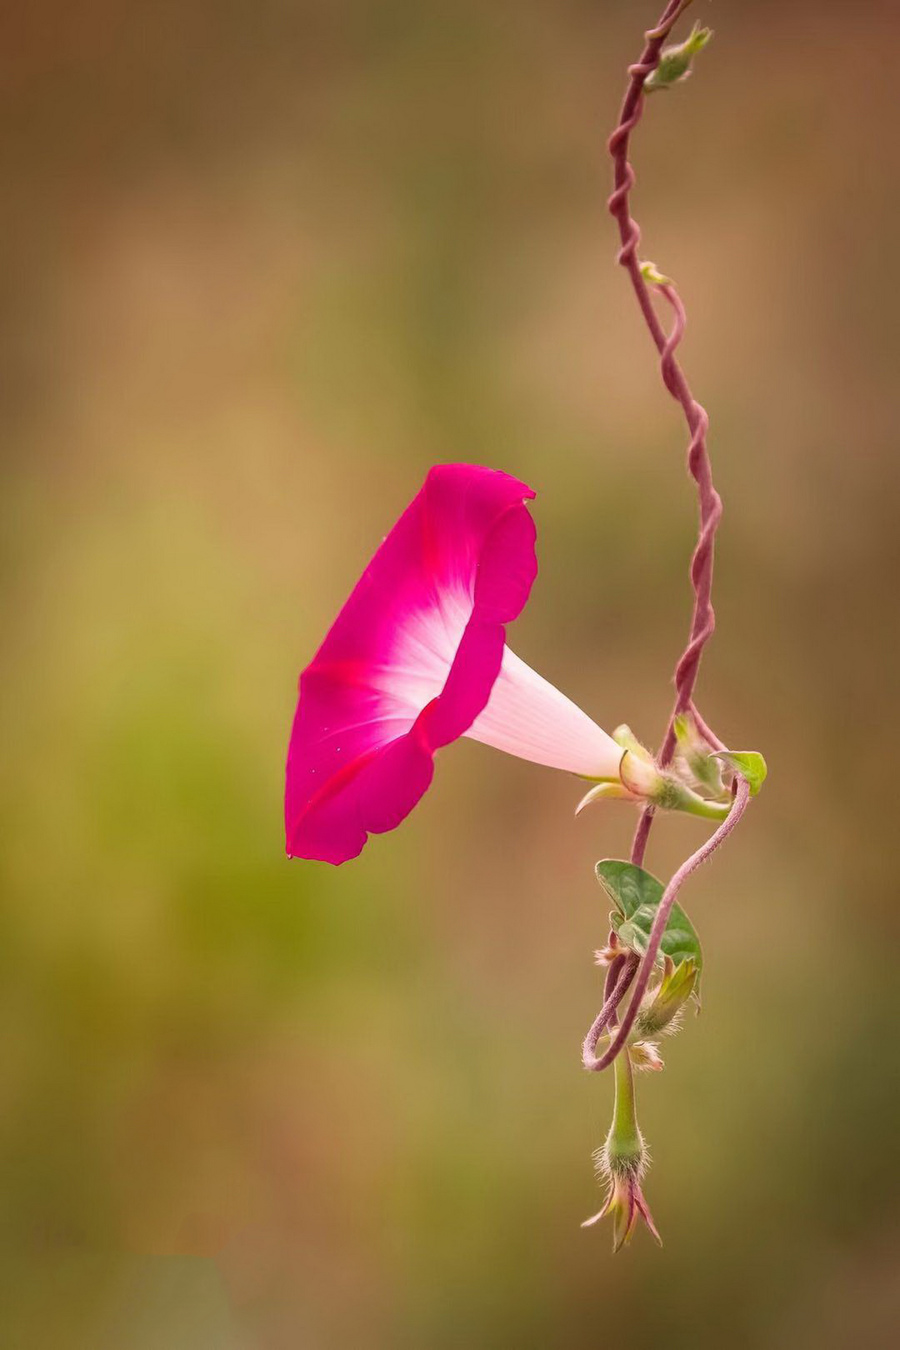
[285, 464, 622, 864]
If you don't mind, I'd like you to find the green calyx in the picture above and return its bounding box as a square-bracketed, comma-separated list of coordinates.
[652, 771, 731, 820]
[618, 749, 730, 821]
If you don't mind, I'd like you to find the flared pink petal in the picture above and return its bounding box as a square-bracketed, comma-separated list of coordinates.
[465, 646, 623, 779]
[285, 465, 537, 864]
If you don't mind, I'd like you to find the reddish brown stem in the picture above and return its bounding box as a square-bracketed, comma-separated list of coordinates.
[587, 0, 744, 1069]
[607, 2, 724, 858]
[582, 952, 639, 1070]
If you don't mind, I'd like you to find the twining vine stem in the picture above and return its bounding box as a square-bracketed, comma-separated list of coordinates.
[584, 0, 749, 1072]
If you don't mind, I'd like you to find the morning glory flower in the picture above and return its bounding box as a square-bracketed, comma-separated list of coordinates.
[285, 464, 624, 864]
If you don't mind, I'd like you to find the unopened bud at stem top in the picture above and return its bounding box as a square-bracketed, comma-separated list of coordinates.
[645, 22, 713, 93]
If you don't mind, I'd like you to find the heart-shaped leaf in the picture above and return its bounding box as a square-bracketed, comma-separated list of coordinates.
[595, 859, 703, 975]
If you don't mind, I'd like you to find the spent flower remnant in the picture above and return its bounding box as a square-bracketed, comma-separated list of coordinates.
[582, 1020, 662, 1251]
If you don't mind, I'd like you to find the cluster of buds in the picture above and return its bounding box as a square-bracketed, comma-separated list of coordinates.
[593, 939, 699, 1077]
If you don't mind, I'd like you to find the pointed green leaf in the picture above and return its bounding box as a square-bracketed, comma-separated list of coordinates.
[595, 859, 703, 975]
[713, 750, 768, 796]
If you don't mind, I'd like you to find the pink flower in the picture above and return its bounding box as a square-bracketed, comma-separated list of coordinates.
[285, 464, 623, 864]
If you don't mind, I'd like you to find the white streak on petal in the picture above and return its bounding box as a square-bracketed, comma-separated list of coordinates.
[374, 590, 473, 720]
[464, 646, 622, 778]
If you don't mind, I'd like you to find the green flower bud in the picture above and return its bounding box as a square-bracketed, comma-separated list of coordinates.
[645, 22, 713, 93]
[673, 712, 725, 796]
[635, 955, 699, 1037]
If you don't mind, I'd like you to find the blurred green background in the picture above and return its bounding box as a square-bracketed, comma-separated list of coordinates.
[2, 1, 899, 1346]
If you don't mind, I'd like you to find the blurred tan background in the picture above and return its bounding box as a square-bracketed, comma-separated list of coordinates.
[2, 0, 899, 1346]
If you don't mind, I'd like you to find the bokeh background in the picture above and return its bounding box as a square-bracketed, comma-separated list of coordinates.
[2, 1, 899, 1346]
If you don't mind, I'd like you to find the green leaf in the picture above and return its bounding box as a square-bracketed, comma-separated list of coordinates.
[714, 750, 768, 796]
[595, 859, 703, 975]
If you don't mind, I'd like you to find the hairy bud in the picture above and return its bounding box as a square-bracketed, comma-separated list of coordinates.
[636, 956, 699, 1037]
